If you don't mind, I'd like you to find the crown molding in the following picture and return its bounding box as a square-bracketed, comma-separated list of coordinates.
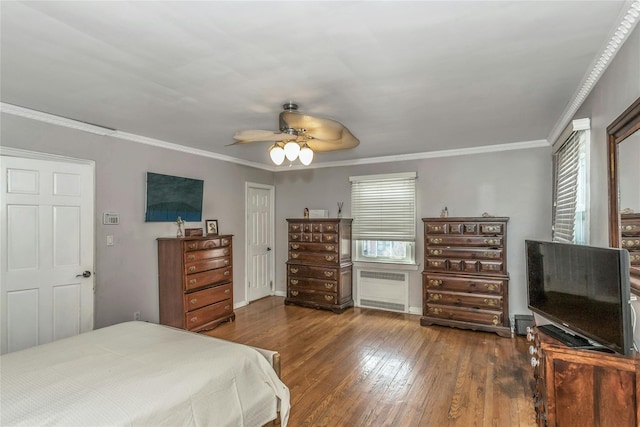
[547, 0, 640, 144]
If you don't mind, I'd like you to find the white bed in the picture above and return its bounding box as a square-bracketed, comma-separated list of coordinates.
[0, 321, 290, 426]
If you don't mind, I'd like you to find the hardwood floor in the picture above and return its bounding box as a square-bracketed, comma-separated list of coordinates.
[205, 297, 537, 427]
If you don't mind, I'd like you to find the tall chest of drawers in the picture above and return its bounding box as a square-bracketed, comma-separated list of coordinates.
[157, 235, 235, 332]
[621, 213, 640, 268]
[421, 217, 510, 337]
[285, 218, 353, 313]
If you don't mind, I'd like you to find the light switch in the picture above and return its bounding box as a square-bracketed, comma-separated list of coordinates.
[106, 235, 114, 246]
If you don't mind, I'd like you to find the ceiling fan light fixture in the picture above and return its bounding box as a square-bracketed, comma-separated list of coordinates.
[269, 142, 285, 165]
[299, 143, 314, 165]
[284, 140, 300, 161]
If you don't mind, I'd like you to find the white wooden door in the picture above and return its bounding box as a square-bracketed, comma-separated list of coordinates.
[1, 154, 94, 354]
[246, 183, 274, 302]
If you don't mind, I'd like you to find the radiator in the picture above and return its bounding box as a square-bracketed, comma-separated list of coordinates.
[356, 268, 409, 313]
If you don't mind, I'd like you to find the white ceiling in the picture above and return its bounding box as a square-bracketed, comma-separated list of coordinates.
[0, 1, 633, 168]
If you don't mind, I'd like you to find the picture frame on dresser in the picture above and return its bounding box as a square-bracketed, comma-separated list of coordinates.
[206, 219, 218, 235]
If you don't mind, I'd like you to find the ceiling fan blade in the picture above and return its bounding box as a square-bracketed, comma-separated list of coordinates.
[233, 129, 297, 142]
[306, 127, 360, 152]
[280, 112, 345, 141]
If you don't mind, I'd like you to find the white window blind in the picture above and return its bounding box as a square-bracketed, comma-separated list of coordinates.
[552, 131, 583, 243]
[350, 172, 416, 242]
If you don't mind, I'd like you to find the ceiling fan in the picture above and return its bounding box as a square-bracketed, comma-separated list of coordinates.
[231, 102, 359, 165]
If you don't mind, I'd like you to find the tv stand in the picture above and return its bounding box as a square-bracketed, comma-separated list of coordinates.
[528, 325, 640, 426]
[536, 324, 590, 347]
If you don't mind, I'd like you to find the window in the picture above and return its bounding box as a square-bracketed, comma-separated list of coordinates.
[552, 119, 590, 244]
[350, 172, 416, 264]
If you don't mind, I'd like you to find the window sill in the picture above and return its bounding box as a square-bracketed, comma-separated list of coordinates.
[352, 261, 420, 271]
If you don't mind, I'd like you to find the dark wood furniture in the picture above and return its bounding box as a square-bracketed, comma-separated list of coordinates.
[157, 235, 235, 332]
[622, 213, 640, 266]
[284, 218, 353, 313]
[528, 325, 640, 427]
[421, 217, 511, 337]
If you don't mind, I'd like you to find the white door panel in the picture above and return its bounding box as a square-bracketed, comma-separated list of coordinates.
[246, 184, 274, 302]
[1, 154, 94, 354]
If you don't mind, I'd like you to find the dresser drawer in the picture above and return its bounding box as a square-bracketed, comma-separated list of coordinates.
[621, 215, 640, 236]
[289, 242, 338, 253]
[183, 237, 231, 251]
[289, 264, 339, 280]
[184, 266, 232, 291]
[629, 251, 640, 266]
[289, 251, 339, 265]
[426, 247, 503, 260]
[426, 235, 503, 247]
[288, 276, 337, 293]
[425, 304, 503, 326]
[311, 233, 337, 243]
[184, 283, 232, 311]
[184, 247, 231, 262]
[185, 299, 233, 330]
[426, 290, 503, 310]
[288, 288, 337, 305]
[184, 255, 231, 274]
[424, 274, 504, 295]
[288, 223, 304, 233]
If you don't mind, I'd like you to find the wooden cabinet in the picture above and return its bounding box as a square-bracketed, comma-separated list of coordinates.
[621, 213, 640, 267]
[157, 235, 235, 332]
[420, 217, 510, 337]
[528, 326, 640, 427]
[284, 218, 353, 313]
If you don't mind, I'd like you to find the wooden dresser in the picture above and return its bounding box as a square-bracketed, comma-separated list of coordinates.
[157, 235, 234, 332]
[621, 213, 640, 267]
[284, 218, 353, 313]
[528, 325, 640, 426]
[420, 217, 510, 337]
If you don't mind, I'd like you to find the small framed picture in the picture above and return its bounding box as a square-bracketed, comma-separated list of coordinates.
[206, 219, 218, 235]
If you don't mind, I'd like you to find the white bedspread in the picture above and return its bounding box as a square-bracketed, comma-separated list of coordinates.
[0, 321, 290, 427]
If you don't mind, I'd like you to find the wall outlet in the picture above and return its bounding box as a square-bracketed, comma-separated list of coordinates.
[134, 311, 141, 321]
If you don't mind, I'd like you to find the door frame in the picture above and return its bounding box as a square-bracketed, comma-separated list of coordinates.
[244, 182, 275, 305]
[0, 146, 96, 339]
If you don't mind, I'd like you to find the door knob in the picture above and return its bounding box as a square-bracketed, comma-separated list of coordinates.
[76, 270, 92, 278]
[267, 247, 272, 251]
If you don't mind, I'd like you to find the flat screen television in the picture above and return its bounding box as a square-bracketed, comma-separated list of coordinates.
[525, 240, 633, 355]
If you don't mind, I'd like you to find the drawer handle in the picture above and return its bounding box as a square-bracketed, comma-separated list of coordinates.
[430, 238, 442, 244]
[430, 293, 442, 301]
[484, 239, 500, 245]
[430, 249, 442, 255]
[291, 253, 299, 259]
[484, 299, 497, 306]
[188, 243, 197, 249]
[190, 298, 197, 305]
[325, 236, 335, 242]
[623, 240, 640, 248]
[224, 270, 230, 276]
[429, 279, 443, 286]
[223, 249, 229, 255]
[324, 271, 334, 277]
[623, 225, 637, 231]
[324, 283, 334, 289]
[290, 290, 299, 296]
[188, 266, 196, 272]
[483, 252, 499, 258]
[433, 226, 442, 231]
[492, 316, 499, 326]
[631, 254, 640, 262]
[224, 289, 230, 294]
[431, 261, 442, 267]
[326, 226, 335, 231]
[485, 226, 499, 232]
[224, 259, 229, 265]
[189, 279, 197, 285]
[291, 279, 299, 285]
[324, 295, 334, 301]
[484, 264, 499, 270]
[325, 255, 335, 261]
[190, 316, 198, 323]
[325, 245, 335, 251]
[431, 308, 442, 315]
[224, 305, 230, 311]
[291, 235, 299, 240]
[484, 283, 498, 291]
[291, 244, 300, 249]
[291, 225, 300, 231]
[222, 239, 229, 245]
[290, 267, 299, 274]
[187, 255, 196, 261]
